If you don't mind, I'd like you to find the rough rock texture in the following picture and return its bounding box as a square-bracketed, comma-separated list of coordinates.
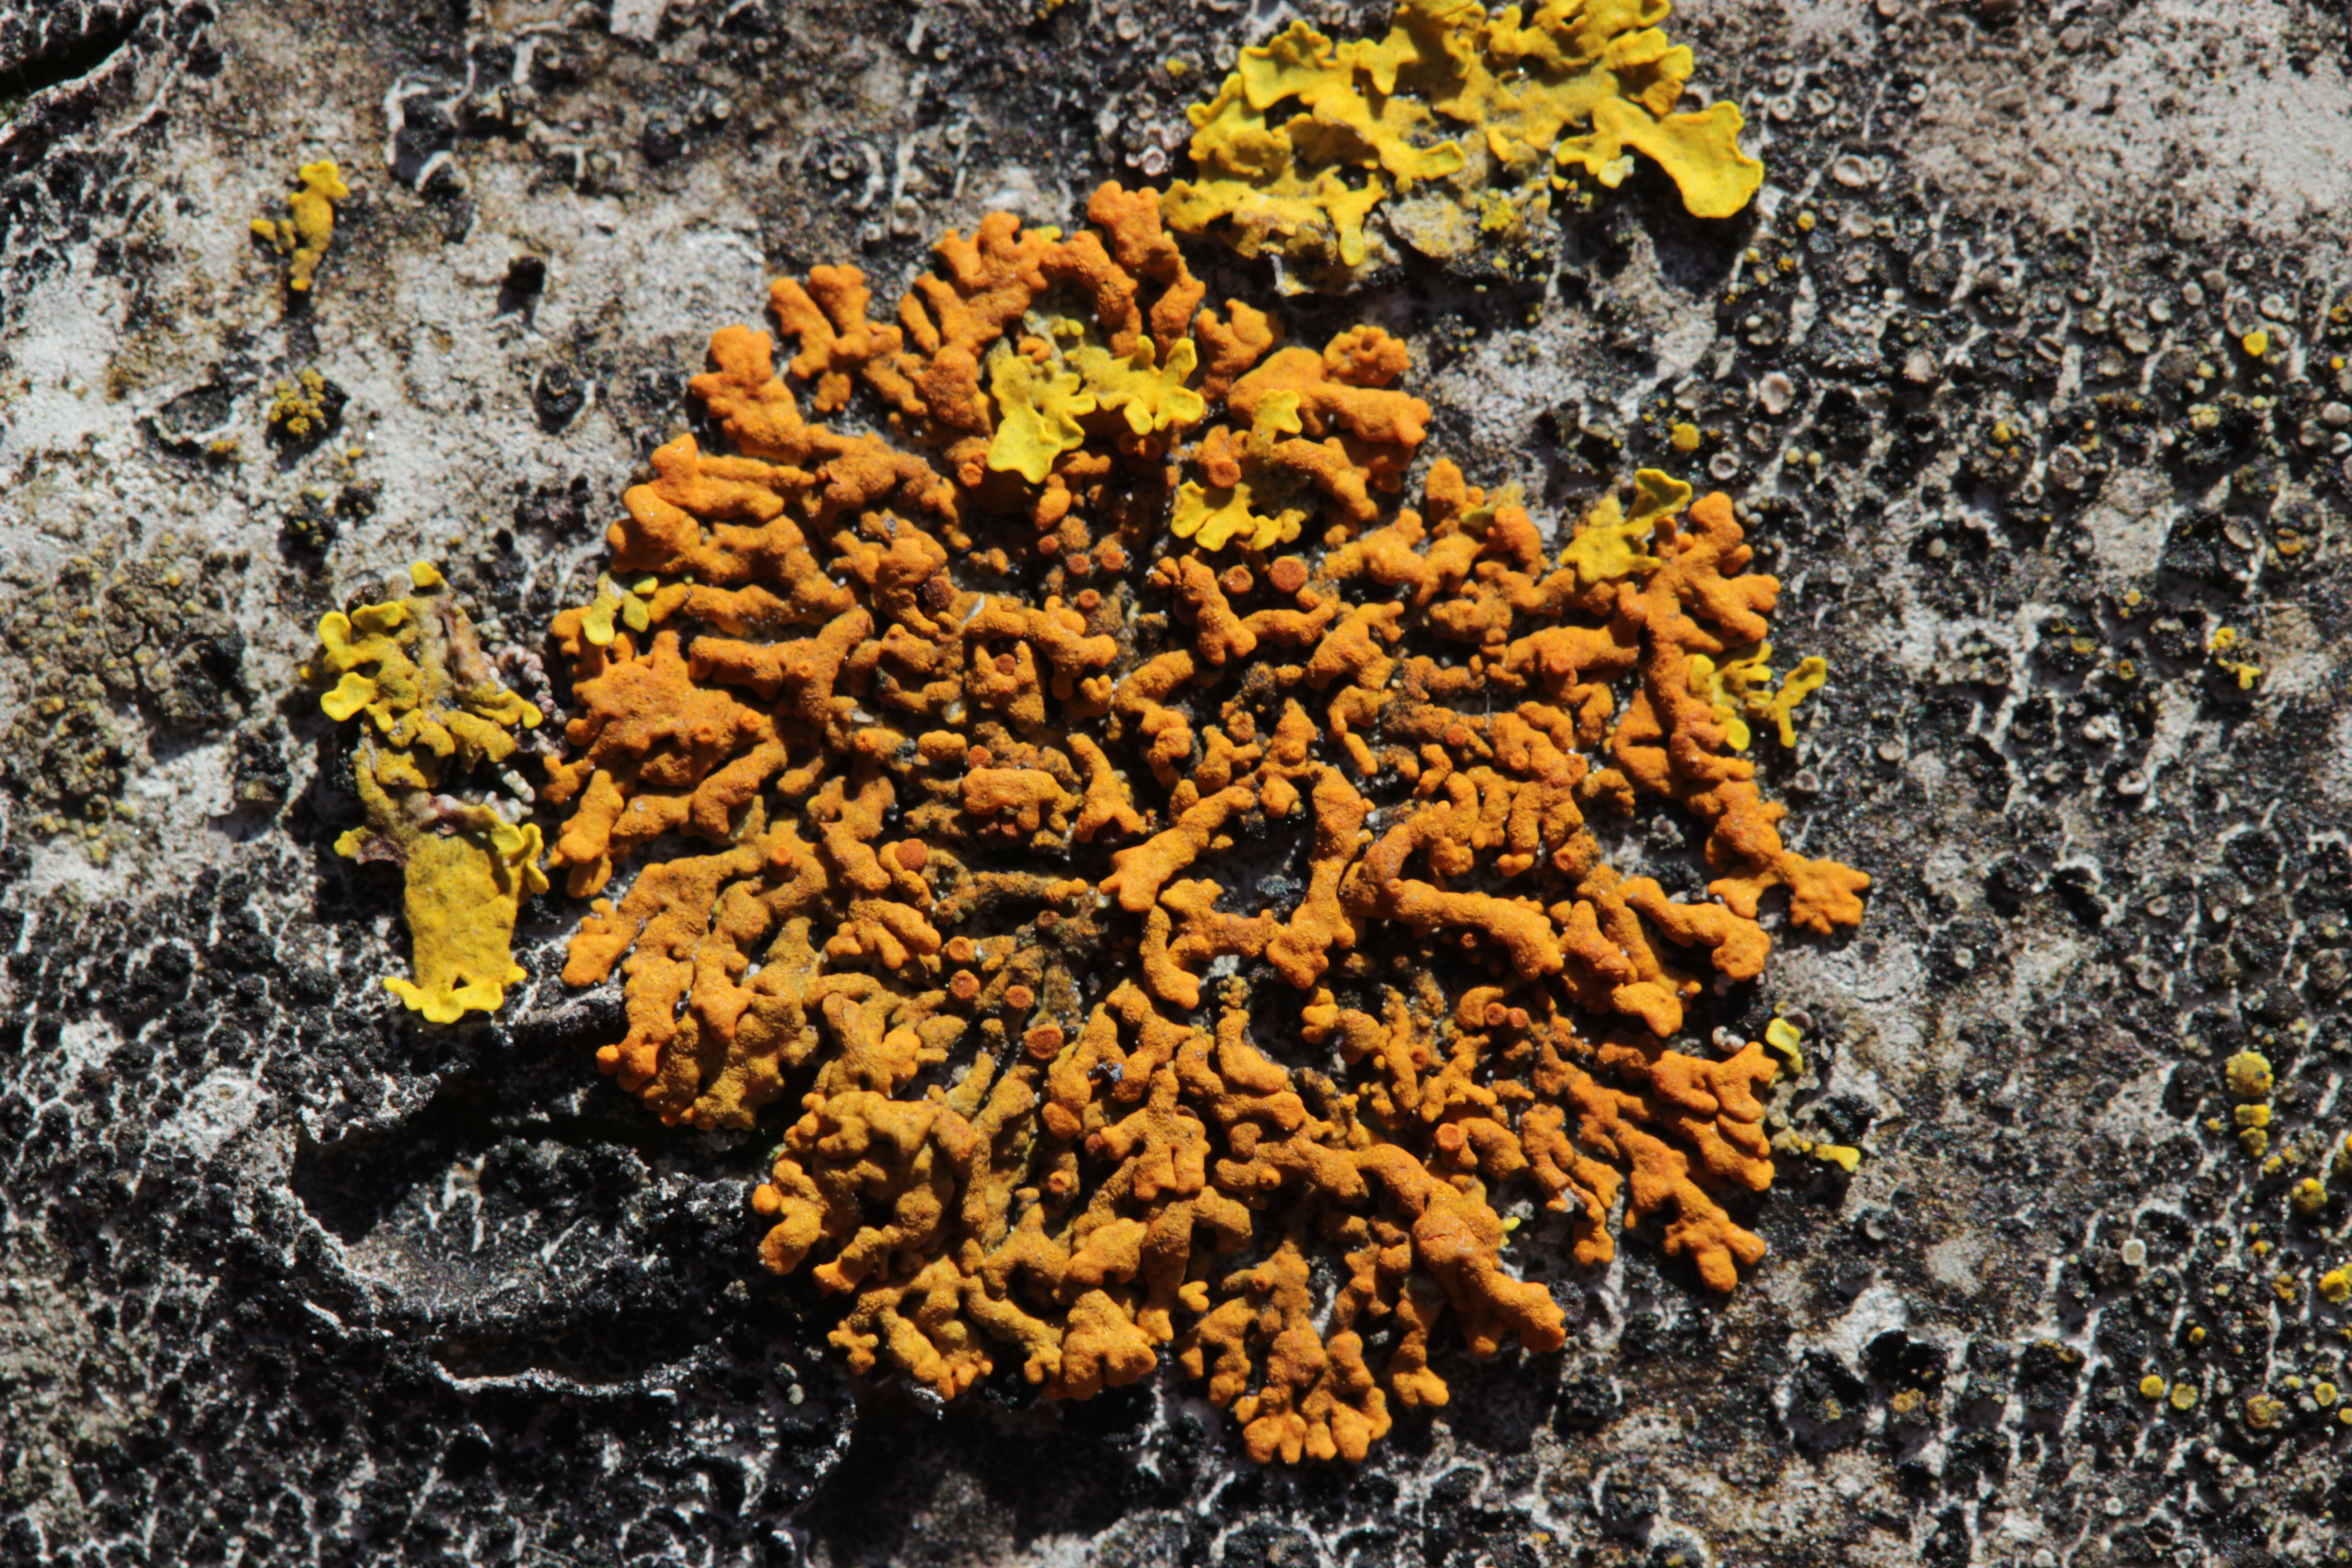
[4, 0, 2352, 1564]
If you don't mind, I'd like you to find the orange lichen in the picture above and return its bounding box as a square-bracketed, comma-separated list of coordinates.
[548, 184, 1863, 1459]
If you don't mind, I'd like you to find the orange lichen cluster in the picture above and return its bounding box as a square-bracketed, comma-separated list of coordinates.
[544, 183, 1865, 1461]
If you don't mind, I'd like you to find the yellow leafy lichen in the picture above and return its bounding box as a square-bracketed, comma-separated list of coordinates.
[1554, 96, 1758, 217]
[1170, 479, 1308, 551]
[250, 159, 352, 293]
[1070, 336, 1210, 435]
[1558, 469, 1686, 584]
[986, 345, 1098, 483]
[1167, 0, 1762, 273]
[304, 561, 548, 1023]
[1689, 640, 1828, 750]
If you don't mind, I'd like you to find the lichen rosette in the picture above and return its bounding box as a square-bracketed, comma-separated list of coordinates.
[542, 182, 1865, 1463]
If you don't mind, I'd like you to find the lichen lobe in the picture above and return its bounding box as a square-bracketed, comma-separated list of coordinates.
[306, 562, 547, 1024]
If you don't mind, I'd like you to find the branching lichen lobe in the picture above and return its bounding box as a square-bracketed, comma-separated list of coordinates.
[307, 563, 547, 1023]
[545, 184, 1863, 1460]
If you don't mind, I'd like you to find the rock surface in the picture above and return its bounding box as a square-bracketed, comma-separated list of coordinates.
[4, 0, 2352, 1563]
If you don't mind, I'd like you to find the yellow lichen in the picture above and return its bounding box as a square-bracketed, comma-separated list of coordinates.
[266, 370, 332, 441]
[1170, 479, 1308, 552]
[1557, 470, 1686, 584]
[2222, 1047, 2276, 1156]
[2225, 1049, 2272, 1098]
[1554, 97, 1758, 217]
[1166, 0, 1762, 274]
[2208, 625, 2264, 690]
[2137, 1373, 2166, 1401]
[304, 561, 547, 1023]
[986, 345, 1098, 483]
[1688, 642, 1828, 750]
[2322, 1269, 2351, 1305]
[250, 159, 352, 293]
[1069, 336, 1209, 435]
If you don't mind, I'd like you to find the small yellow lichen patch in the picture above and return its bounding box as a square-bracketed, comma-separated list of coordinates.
[2138, 1373, 2166, 1401]
[386, 827, 546, 1021]
[1558, 469, 1688, 584]
[986, 345, 1095, 483]
[2223, 1047, 2276, 1156]
[2322, 1269, 2352, 1305]
[1069, 337, 1208, 436]
[1690, 641, 1828, 750]
[2208, 626, 2264, 690]
[1763, 1016, 1805, 1074]
[1171, 479, 1308, 552]
[578, 573, 652, 647]
[2169, 1382, 2198, 1411]
[266, 370, 332, 441]
[1555, 98, 1760, 219]
[2225, 1049, 2272, 1099]
[251, 159, 352, 293]
[305, 562, 547, 1023]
